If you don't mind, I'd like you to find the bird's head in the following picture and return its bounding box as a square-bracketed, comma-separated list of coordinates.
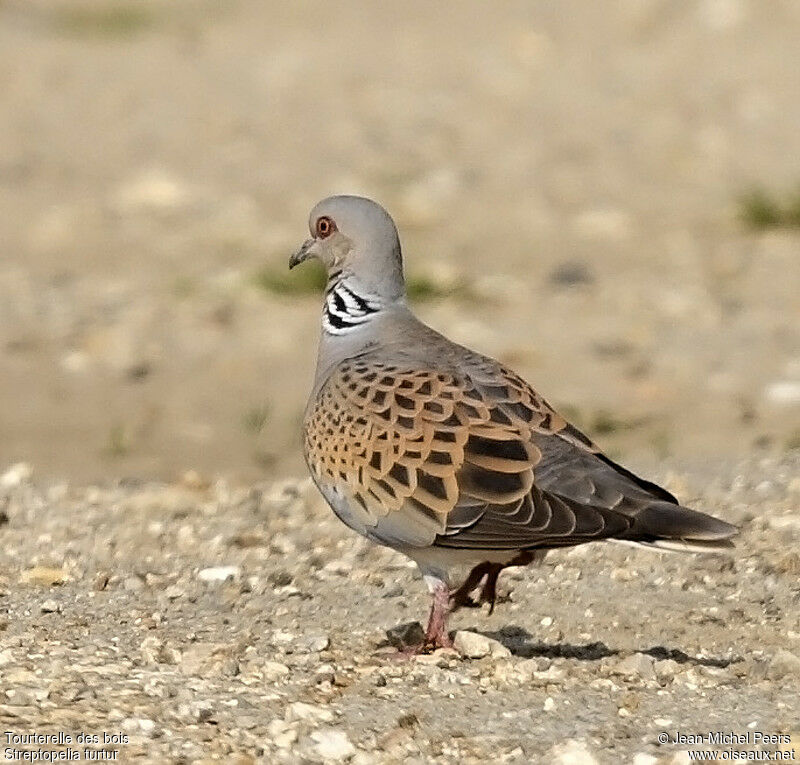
[290, 195, 405, 300]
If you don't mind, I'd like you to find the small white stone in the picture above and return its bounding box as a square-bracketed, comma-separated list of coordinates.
[540, 616, 553, 627]
[164, 585, 184, 599]
[654, 659, 680, 678]
[285, 701, 334, 723]
[550, 739, 599, 765]
[197, 565, 241, 583]
[0, 462, 32, 489]
[613, 653, 656, 680]
[303, 634, 330, 653]
[267, 719, 298, 749]
[543, 696, 556, 711]
[310, 728, 356, 762]
[40, 599, 60, 614]
[453, 630, 511, 659]
[529, 665, 567, 685]
[121, 718, 156, 737]
[632, 754, 659, 765]
[261, 661, 291, 682]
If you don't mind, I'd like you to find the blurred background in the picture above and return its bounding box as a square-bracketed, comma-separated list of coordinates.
[1, 0, 798, 485]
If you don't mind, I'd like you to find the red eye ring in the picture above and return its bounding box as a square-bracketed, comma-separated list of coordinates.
[316, 216, 336, 238]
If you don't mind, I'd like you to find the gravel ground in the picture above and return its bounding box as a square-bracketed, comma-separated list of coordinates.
[1, 455, 798, 764]
[2, 1, 799, 483]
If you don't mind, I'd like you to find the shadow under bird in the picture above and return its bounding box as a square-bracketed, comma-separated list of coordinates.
[289, 195, 737, 651]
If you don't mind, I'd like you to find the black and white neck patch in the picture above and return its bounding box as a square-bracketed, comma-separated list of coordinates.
[322, 279, 381, 335]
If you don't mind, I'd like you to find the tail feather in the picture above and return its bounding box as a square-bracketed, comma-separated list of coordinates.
[621, 502, 738, 551]
[611, 537, 736, 554]
[645, 537, 735, 554]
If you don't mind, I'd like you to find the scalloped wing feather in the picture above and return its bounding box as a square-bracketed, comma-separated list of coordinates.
[304, 356, 548, 548]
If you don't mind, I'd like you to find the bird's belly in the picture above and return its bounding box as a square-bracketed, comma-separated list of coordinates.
[399, 544, 547, 584]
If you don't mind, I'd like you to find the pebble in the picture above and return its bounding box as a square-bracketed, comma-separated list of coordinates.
[164, 585, 184, 600]
[197, 565, 241, 583]
[309, 728, 356, 762]
[550, 738, 599, 765]
[260, 661, 291, 682]
[20, 567, 67, 587]
[653, 659, 681, 679]
[92, 571, 111, 591]
[177, 700, 215, 724]
[285, 701, 334, 723]
[612, 653, 656, 681]
[386, 622, 424, 650]
[515, 657, 551, 679]
[767, 649, 800, 679]
[267, 719, 299, 749]
[39, 599, 60, 614]
[453, 630, 511, 659]
[121, 717, 156, 738]
[0, 462, 32, 489]
[300, 634, 330, 653]
[526, 665, 567, 686]
[139, 637, 179, 666]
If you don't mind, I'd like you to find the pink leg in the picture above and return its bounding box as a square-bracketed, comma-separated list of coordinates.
[423, 580, 453, 651]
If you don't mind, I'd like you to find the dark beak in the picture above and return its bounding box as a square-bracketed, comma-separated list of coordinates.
[289, 238, 315, 269]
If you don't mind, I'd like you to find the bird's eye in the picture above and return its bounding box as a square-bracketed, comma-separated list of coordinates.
[316, 216, 335, 238]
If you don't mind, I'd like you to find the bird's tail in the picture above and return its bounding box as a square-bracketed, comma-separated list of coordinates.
[617, 502, 737, 554]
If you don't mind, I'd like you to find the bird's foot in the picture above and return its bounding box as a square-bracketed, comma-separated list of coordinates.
[420, 631, 454, 653]
[449, 562, 492, 612]
[387, 635, 453, 660]
[421, 579, 453, 652]
[450, 562, 504, 614]
[449, 591, 481, 610]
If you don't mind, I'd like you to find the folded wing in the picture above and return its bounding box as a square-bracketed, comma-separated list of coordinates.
[304, 353, 736, 551]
